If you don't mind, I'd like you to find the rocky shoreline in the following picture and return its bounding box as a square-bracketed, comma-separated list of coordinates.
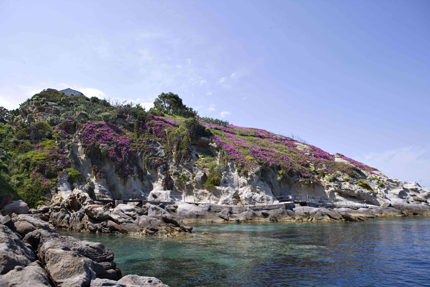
[28, 188, 430, 234]
[1, 190, 430, 286]
[0, 195, 169, 287]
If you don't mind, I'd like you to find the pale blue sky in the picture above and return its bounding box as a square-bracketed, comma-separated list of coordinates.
[0, 0, 429, 186]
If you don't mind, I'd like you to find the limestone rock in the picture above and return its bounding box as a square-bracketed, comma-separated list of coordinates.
[43, 248, 96, 287]
[118, 275, 169, 287]
[90, 279, 126, 287]
[1, 261, 52, 287]
[238, 210, 256, 221]
[11, 214, 56, 237]
[85, 205, 111, 221]
[1, 201, 29, 216]
[0, 224, 36, 275]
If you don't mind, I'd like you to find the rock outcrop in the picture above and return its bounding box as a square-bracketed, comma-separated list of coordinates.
[29, 190, 193, 237]
[0, 211, 169, 287]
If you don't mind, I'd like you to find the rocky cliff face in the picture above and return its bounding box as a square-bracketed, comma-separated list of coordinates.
[1, 88, 429, 210]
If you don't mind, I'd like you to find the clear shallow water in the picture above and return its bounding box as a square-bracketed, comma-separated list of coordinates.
[60, 218, 430, 286]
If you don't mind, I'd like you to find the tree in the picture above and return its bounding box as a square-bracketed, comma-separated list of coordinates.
[152, 92, 197, 118]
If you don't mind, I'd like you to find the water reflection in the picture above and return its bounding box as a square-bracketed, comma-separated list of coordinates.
[60, 218, 430, 286]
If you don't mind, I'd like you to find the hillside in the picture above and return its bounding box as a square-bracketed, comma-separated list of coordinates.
[0, 88, 428, 209]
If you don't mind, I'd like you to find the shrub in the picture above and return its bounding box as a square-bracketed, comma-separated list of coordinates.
[358, 179, 373, 192]
[176, 173, 188, 183]
[378, 182, 383, 187]
[21, 169, 55, 208]
[184, 118, 210, 138]
[101, 112, 115, 123]
[344, 177, 350, 181]
[67, 168, 82, 184]
[199, 116, 229, 127]
[204, 166, 221, 189]
[47, 115, 61, 126]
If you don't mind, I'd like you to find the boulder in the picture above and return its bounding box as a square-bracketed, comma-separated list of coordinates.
[23, 229, 60, 252]
[1, 261, 52, 287]
[218, 208, 232, 221]
[309, 210, 330, 221]
[0, 224, 36, 275]
[43, 248, 96, 287]
[341, 213, 359, 222]
[11, 214, 56, 237]
[49, 208, 71, 229]
[238, 210, 256, 221]
[325, 210, 343, 220]
[0, 215, 16, 232]
[24, 229, 119, 284]
[109, 209, 134, 225]
[146, 204, 169, 217]
[137, 216, 162, 230]
[118, 275, 169, 287]
[39, 236, 115, 263]
[68, 209, 86, 231]
[1, 200, 29, 216]
[85, 205, 111, 221]
[114, 204, 139, 218]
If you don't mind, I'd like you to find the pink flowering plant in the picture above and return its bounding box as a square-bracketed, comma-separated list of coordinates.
[202, 122, 376, 185]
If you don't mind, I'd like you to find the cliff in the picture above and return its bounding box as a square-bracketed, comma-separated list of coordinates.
[0, 88, 429, 211]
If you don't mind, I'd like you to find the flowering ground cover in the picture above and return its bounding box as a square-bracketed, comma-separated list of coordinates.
[201, 122, 377, 184]
[78, 115, 377, 187]
[0, 89, 378, 208]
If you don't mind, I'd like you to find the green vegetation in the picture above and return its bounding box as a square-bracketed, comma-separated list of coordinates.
[152, 92, 197, 118]
[67, 168, 82, 184]
[204, 165, 221, 189]
[198, 116, 229, 127]
[0, 88, 381, 208]
[358, 179, 373, 192]
[344, 177, 350, 181]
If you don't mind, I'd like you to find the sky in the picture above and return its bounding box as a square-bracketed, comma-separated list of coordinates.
[0, 0, 429, 187]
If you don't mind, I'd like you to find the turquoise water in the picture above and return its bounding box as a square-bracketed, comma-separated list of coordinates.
[61, 218, 430, 286]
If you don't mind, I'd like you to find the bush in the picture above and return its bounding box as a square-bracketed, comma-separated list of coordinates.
[199, 116, 229, 127]
[67, 168, 82, 184]
[204, 165, 221, 189]
[184, 118, 210, 138]
[358, 179, 373, 192]
[344, 177, 350, 181]
[101, 112, 115, 123]
[378, 182, 383, 187]
[47, 115, 61, 126]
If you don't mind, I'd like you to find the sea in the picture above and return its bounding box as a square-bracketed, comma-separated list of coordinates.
[60, 217, 430, 286]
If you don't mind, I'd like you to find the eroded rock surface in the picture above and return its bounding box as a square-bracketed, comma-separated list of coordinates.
[0, 211, 169, 287]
